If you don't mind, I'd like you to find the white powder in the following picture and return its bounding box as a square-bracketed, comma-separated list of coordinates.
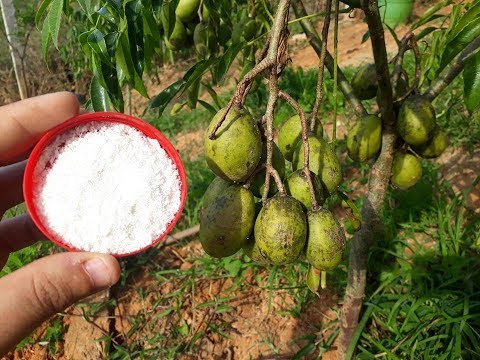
[33, 122, 182, 255]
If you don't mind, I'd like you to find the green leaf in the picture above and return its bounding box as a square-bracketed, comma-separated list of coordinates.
[202, 82, 223, 108]
[46, 0, 63, 48]
[87, 29, 111, 65]
[77, 0, 92, 15]
[306, 266, 320, 293]
[115, 32, 148, 97]
[447, 1, 480, 42]
[224, 259, 242, 277]
[410, 0, 451, 31]
[35, 0, 54, 28]
[198, 100, 217, 115]
[160, 0, 179, 38]
[214, 43, 243, 84]
[187, 78, 201, 109]
[97, 6, 117, 23]
[464, 51, 480, 113]
[440, 20, 480, 71]
[41, 17, 51, 62]
[147, 58, 217, 114]
[416, 26, 440, 41]
[361, 30, 370, 44]
[90, 76, 110, 111]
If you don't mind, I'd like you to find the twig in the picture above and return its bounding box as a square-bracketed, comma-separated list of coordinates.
[279, 91, 318, 209]
[309, 0, 333, 130]
[292, 0, 368, 118]
[424, 35, 480, 101]
[409, 35, 421, 94]
[158, 225, 200, 248]
[332, 0, 339, 145]
[336, 0, 398, 356]
[391, 33, 412, 100]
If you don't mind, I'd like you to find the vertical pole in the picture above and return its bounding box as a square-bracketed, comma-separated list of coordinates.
[1, 0, 27, 100]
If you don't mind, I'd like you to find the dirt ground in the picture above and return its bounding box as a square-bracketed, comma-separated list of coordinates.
[4, 2, 480, 360]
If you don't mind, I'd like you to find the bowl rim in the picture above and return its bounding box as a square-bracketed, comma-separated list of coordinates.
[23, 111, 188, 258]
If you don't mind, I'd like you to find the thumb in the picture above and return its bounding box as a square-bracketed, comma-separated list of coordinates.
[0, 252, 120, 355]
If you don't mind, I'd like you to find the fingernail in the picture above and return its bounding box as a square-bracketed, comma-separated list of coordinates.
[83, 257, 113, 288]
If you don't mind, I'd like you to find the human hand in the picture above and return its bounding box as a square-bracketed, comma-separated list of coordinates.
[0, 93, 121, 355]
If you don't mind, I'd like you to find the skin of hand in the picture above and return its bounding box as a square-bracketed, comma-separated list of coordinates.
[0, 92, 121, 356]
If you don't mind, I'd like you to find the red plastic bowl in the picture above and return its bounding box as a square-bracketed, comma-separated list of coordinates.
[23, 112, 187, 257]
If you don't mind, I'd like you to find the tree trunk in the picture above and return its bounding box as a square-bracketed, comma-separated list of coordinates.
[0, 0, 27, 100]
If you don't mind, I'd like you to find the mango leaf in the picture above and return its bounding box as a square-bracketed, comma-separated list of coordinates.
[147, 58, 217, 114]
[361, 30, 370, 44]
[439, 20, 480, 72]
[464, 51, 480, 113]
[116, 31, 148, 97]
[160, 0, 179, 38]
[416, 26, 440, 41]
[41, 17, 51, 62]
[447, 1, 480, 42]
[198, 100, 217, 115]
[97, 6, 117, 23]
[410, 0, 451, 31]
[35, 0, 54, 28]
[214, 43, 243, 84]
[87, 29, 111, 65]
[47, 0, 64, 48]
[187, 78, 201, 109]
[77, 0, 93, 16]
[90, 76, 110, 111]
[202, 81, 223, 109]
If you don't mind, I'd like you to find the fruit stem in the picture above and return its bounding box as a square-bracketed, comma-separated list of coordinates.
[321, 270, 327, 289]
[278, 91, 319, 209]
[309, 0, 333, 131]
[332, 0, 339, 145]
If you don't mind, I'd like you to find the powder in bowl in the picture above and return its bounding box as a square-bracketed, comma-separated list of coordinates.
[33, 121, 182, 255]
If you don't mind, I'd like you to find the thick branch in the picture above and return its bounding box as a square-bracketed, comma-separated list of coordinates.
[336, 0, 397, 356]
[292, 0, 367, 117]
[424, 36, 480, 101]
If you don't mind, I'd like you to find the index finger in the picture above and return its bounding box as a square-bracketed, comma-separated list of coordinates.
[0, 92, 80, 166]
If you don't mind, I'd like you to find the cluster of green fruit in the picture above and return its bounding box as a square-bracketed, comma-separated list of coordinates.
[348, 64, 448, 190]
[200, 107, 346, 275]
[163, 0, 261, 57]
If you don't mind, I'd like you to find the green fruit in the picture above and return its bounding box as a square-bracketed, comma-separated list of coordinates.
[194, 22, 216, 57]
[412, 127, 448, 159]
[250, 143, 286, 198]
[199, 184, 255, 258]
[176, 0, 200, 22]
[254, 195, 307, 265]
[204, 107, 262, 182]
[243, 19, 259, 41]
[202, 177, 232, 209]
[391, 152, 422, 190]
[397, 96, 436, 146]
[352, 64, 378, 100]
[346, 115, 382, 162]
[285, 169, 323, 209]
[306, 209, 346, 270]
[166, 17, 187, 50]
[202, 4, 210, 21]
[277, 115, 323, 161]
[293, 136, 342, 194]
[243, 239, 270, 265]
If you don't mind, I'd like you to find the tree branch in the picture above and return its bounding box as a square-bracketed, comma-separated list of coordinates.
[423, 36, 480, 101]
[292, 0, 367, 117]
[336, 0, 397, 356]
[309, 0, 332, 129]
